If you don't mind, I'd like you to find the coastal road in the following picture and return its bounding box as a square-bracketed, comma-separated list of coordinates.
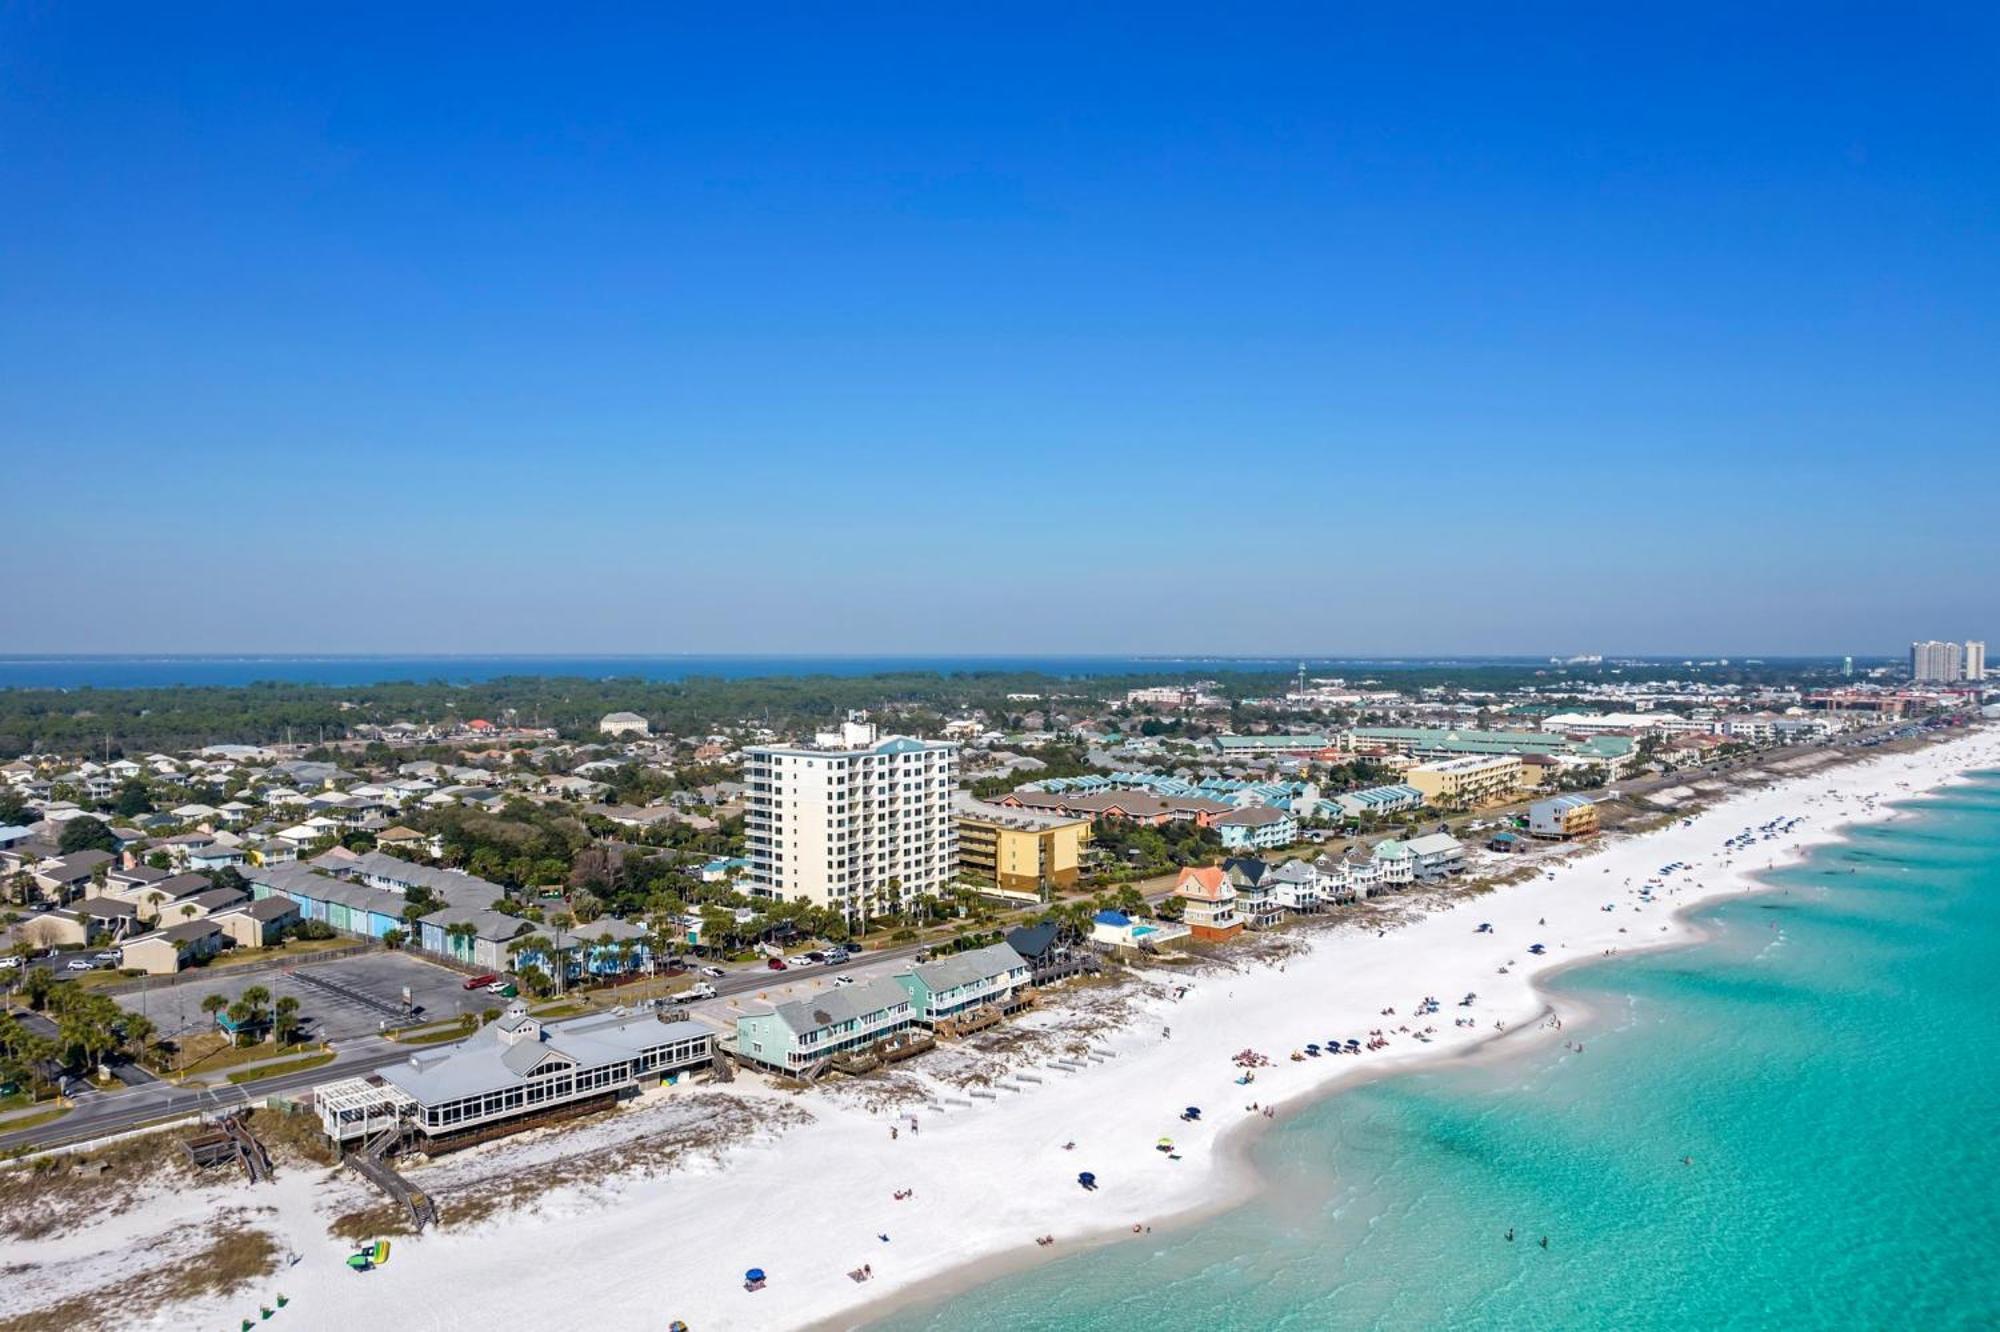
[0, 1037, 414, 1154]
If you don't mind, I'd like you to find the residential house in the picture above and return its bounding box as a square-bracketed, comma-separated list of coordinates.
[120, 919, 226, 975]
[1174, 866, 1242, 941]
[892, 942, 1032, 1027]
[1528, 795, 1599, 840]
[1221, 858, 1285, 928]
[734, 977, 916, 1076]
[213, 896, 300, 948]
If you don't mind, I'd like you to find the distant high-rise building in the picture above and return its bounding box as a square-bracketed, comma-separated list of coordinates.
[1967, 641, 1987, 682]
[1910, 640, 1966, 683]
[1842, 656, 1853, 678]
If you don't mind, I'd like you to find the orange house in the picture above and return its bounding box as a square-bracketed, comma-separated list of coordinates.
[1175, 866, 1242, 942]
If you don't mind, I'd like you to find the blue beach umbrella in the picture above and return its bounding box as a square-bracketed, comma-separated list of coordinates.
[745, 1268, 766, 1283]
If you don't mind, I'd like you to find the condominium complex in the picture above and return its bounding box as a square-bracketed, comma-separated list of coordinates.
[1910, 640, 1982, 683]
[955, 794, 1091, 895]
[742, 721, 960, 923]
[1405, 754, 1526, 808]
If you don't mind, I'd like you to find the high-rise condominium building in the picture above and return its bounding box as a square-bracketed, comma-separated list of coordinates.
[742, 720, 959, 924]
[1910, 640, 1966, 683]
[1967, 641, 1987, 682]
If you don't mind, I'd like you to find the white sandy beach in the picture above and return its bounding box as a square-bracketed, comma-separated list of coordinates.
[17, 727, 2000, 1332]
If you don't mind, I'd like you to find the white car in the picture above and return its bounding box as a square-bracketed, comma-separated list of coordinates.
[65, 959, 95, 972]
[832, 975, 855, 987]
[699, 966, 725, 979]
[0, 955, 21, 970]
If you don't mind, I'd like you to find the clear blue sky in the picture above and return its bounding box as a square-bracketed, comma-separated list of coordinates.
[3, 4, 1995, 657]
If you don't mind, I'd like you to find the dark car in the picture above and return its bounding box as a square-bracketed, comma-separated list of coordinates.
[766, 957, 788, 971]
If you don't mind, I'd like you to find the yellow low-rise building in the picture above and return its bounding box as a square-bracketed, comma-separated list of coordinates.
[1406, 754, 1526, 808]
[956, 795, 1091, 895]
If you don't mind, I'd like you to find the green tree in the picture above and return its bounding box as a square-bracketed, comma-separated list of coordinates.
[114, 782, 154, 817]
[59, 816, 119, 855]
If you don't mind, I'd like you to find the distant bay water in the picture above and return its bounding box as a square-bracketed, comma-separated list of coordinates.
[0, 655, 1553, 691]
[876, 772, 2000, 1331]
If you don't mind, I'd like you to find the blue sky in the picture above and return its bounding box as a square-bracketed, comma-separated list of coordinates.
[2, 4, 1995, 656]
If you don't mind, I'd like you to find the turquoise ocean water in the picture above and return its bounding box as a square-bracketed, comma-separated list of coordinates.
[877, 771, 2000, 1331]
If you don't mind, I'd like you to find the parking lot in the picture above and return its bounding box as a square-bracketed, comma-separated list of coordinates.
[115, 951, 484, 1044]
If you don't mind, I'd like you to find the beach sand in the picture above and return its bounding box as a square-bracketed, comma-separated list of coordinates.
[11, 728, 1998, 1332]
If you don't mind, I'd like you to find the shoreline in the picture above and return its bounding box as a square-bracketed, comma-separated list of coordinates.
[9, 730, 1997, 1332]
[813, 734, 2000, 1331]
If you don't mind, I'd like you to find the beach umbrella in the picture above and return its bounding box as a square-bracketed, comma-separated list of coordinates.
[1156, 1137, 1174, 1148]
[1184, 1106, 1201, 1118]
[1078, 1171, 1096, 1186]
[745, 1268, 766, 1283]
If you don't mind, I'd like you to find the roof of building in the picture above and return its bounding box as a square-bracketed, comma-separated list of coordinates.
[954, 793, 1091, 831]
[418, 904, 532, 942]
[1005, 922, 1062, 961]
[382, 1007, 711, 1104]
[1175, 866, 1231, 900]
[1405, 832, 1464, 856]
[903, 942, 1027, 994]
[219, 896, 300, 922]
[1215, 805, 1291, 827]
[760, 976, 912, 1037]
[343, 851, 504, 909]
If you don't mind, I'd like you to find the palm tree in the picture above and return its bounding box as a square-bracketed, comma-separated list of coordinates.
[120, 1013, 157, 1062]
[200, 993, 228, 1024]
[273, 995, 302, 1047]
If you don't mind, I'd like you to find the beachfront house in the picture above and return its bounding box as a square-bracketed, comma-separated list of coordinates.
[1175, 866, 1243, 941]
[1405, 832, 1466, 879]
[733, 977, 915, 1077]
[1267, 858, 1325, 913]
[1221, 858, 1285, 929]
[1370, 839, 1416, 886]
[1528, 795, 1599, 840]
[892, 942, 1033, 1030]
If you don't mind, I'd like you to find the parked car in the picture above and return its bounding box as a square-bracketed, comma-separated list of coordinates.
[826, 948, 850, 965]
[803, 950, 828, 964]
[463, 973, 499, 990]
[486, 981, 517, 996]
[832, 975, 855, 987]
[65, 959, 94, 972]
[0, 956, 22, 970]
[92, 951, 121, 965]
[766, 957, 788, 971]
[686, 981, 718, 1000]
[700, 966, 726, 979]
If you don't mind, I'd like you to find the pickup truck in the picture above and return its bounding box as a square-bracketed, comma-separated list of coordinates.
[686, 981, 718, 1000]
